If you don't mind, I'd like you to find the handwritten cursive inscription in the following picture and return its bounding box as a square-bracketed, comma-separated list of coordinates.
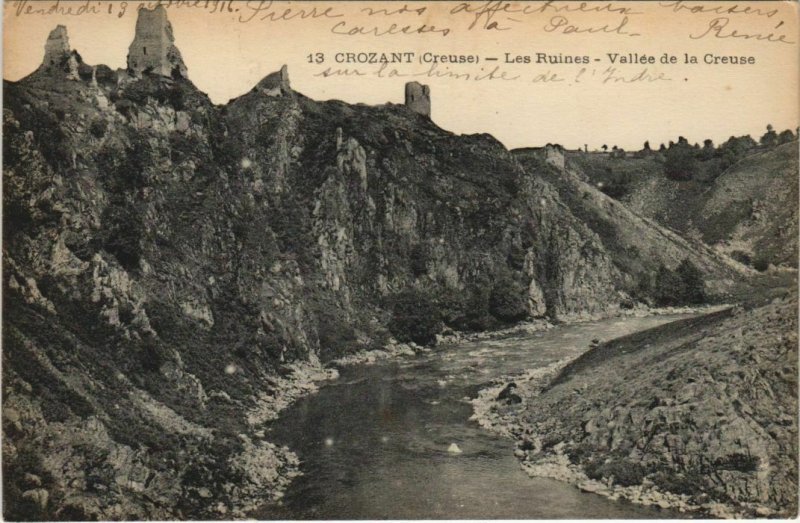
[690, 17, 795, 44]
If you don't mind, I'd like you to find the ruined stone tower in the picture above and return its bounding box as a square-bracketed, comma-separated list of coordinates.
[127, 5, 187, 78]
[405, 82, 431, 117]
[43, 25, 70, 67]
[38, 25, 80, 79]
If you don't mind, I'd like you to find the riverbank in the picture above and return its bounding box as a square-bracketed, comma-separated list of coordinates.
[248, 304, 735, 515]
[470, 296, 798, 518]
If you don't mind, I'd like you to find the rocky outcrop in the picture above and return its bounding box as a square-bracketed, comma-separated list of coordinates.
[256, 65, 291, 96]
[127, 5, 187, 78]
[404, 81, 431, 117]
[474, 297, 798, 517]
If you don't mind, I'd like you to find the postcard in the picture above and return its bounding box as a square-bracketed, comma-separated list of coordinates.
[2, 0, 798, 520]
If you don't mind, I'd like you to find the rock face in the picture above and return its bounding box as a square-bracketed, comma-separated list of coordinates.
[484, 297, 798, 517]
[404, 81, 431, 117]
[127, 5, 187, 78]
[514, 149, 745, 309]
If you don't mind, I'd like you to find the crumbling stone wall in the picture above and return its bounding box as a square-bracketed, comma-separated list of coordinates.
[43, 25, 70, 67]
[405, 82, 431, 117]
[127, 5, 187, 78]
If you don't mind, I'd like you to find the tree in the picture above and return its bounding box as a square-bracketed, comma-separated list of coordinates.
[675, 259, 706, 304]
[664, 141, 698, 181]
[387, 289, 441, 345]
[643, 141, 651, 151]
[760, 124, 778, 147]
[601, 144, 608, 152]
[778, 129, 796, 144]
[701, 138, 715, 160]
[654, 259, 706, 306]
[488, 274, 528, 323]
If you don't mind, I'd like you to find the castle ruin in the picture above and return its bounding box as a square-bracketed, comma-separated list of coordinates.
[405, 82, 431, 117]
[127, 5, 187, 78]
[43, 25, 70, 67]
[38, 25, 80, 79]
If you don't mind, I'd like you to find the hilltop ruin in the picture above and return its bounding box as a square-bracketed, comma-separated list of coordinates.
[405, 82, 431, 117]
[127, 5, 187, 78]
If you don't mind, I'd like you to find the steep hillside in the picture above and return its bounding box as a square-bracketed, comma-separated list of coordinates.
[474, 293, 798, 517]
[514, 151, 745, 306]
[1, 11, 764, 521]
[566, 143, 799, 267]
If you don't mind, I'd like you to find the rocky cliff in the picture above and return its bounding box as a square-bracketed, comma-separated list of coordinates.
[2, 13, 758, 521]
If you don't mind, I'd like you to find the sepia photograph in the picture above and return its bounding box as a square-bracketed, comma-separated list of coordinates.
[2, 0, 798, 519]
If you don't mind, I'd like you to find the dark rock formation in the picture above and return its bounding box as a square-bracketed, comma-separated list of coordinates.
[404, 81, 431, 117]
[127, 5, 187, 78]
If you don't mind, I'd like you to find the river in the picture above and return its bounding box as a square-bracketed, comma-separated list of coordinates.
[259, 313, 698, 519]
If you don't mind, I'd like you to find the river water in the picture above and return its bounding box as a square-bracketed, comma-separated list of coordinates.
[260, 314, 696, 519]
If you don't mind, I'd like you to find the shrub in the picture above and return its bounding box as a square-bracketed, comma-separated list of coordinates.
[89, 119, 107, 139]
[409, 243, 430, 277]
[600, 169, 634, 199]
[729, 250, 752, 266]
[753, 257, 770, 272]
[654, 259, 706, 306]
[675, 259, 706, 304]
[651, 470, 705, 496]
[664, 144, 698, 181]
[713, 453, 759, 473]
[488, 273, 528, 323]
[583, 456, 647, 487]
[315, 303, 358, 362]
[387, 288, 441, 345]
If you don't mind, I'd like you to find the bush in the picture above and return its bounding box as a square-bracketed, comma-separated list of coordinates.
[654, 259, 706, 306]
[89, 119, 107, 139]
[729, 250, 752, 266]
[488, 274, 528, 323]
[387, 289, 441, 345]
[315, 303, 358, 362]
[664, 144, 698, 181]
[675, 259, 706, 304]
[409, 243, 430, 277]
[713, 453, 759, 473]
[753, 257, 770, 272]
[650, 470, 705, 496]
[584, 456, 647, 487]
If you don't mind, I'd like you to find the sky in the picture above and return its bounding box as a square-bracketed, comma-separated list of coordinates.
[4, 0, 799, 150]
